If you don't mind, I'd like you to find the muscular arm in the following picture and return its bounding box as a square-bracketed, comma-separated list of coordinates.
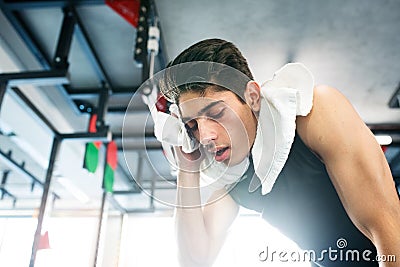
[297, 85, 400, 265]
[175, 168, 239, 266]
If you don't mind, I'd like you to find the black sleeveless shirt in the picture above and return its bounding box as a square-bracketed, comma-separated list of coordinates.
[229, 133, 378, 267]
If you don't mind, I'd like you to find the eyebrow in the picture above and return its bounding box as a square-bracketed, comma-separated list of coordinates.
[181, 100, 225, 122]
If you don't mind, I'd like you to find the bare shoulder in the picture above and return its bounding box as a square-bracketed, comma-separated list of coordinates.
[296, 84, 374, 160]
[295, 84, 352, 145]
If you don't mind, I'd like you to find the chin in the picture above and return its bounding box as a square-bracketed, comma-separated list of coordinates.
[226, 156, 246, 167]
[223, 144, 250, 166]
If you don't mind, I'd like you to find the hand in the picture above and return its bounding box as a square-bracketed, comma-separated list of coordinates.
[173, 144, 209, 173]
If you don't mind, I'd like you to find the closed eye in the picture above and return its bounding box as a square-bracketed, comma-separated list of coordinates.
[185, 119, 198, 133]
[206, 108, 225, 120]
[184, 108, 225, 134]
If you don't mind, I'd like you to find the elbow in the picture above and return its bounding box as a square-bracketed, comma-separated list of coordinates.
[353, 200, 400, 246]
[360, 214, 400, 257]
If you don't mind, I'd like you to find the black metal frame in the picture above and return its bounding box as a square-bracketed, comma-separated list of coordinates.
[0, 149, 60, 198]
[0, 69, 69, 86]
[0, 0, 105, 9]
[72, 7, 112, 88]
[12, 87, 61, 134]
[29, 137, 60, 266]
[0, 1, 169, 266]
[0, 0, 167, 190]
[0, 4, 115, 266]
[388, 82, 400, 108]
[53, 7, 76, 70]
[0, 82, 7, 110]
[0, 170, 17, 206]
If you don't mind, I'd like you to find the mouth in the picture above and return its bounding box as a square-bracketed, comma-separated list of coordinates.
[214, 146, 230, 162]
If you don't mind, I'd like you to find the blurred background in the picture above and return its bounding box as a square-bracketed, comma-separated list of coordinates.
[0, 0, 399, 266]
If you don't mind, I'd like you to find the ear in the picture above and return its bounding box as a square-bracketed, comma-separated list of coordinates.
[244, 81, 261, 112]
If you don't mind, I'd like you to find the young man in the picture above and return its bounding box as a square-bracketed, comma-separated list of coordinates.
[156, 38, 400, 266]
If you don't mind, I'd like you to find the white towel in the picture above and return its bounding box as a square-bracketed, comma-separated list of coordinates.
[148, 62, 314, 195]
[200, 63, 314, 195]
[153, 105, 199, 153]
[251, 62, 314, 195]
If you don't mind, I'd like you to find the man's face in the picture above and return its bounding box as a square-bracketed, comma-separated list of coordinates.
[179, 89, 258, 166]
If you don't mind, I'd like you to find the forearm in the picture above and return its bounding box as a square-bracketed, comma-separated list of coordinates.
[175, 170, 211, 266]
[370, 210, 400, 267]
[344, 188, 400, 266]
[375, 235, 400, 266]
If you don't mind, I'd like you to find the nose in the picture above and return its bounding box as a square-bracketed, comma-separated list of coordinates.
[197, 118, 217, 145]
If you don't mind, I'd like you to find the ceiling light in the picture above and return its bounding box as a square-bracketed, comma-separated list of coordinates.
[375, 135, 392, 145]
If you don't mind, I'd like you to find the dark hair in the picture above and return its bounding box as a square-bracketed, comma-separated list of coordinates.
[159, 38, 254, 103]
